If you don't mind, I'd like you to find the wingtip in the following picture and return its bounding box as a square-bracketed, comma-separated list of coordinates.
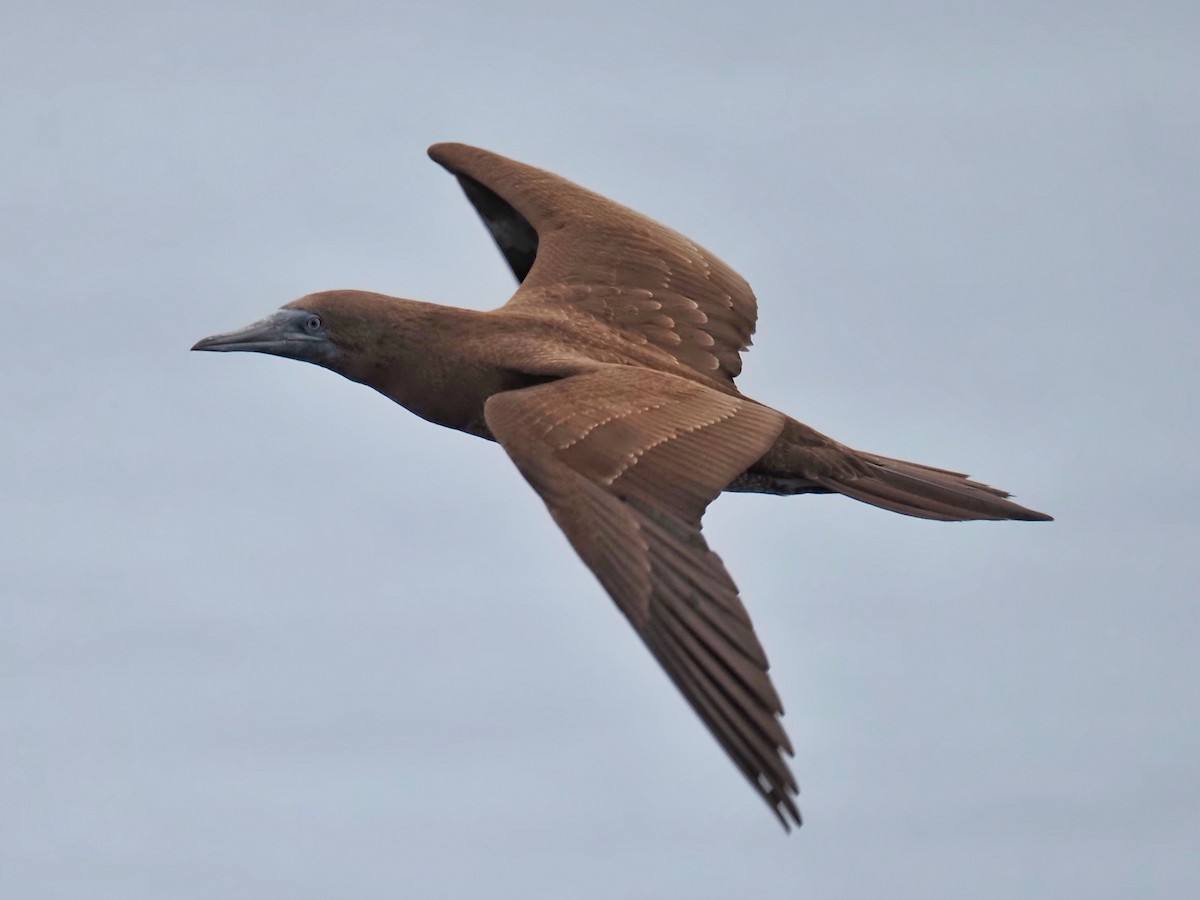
[427, 141, 486, 170]
[426, 141, 457, 159]
[772, 794, 803, 833]
[426, 142, 456, 168]
[1004, 499, 1054, 522]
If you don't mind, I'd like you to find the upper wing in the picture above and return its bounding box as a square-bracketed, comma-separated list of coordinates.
[429, 142, 759, 386]
[483, 366, 800, 828]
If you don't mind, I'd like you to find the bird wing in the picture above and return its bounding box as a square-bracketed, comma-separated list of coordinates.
[429, 142, 759, 386]
[483, 365, 800, 828]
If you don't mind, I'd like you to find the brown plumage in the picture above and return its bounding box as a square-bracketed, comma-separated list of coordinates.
[193, 142, 1052, 830]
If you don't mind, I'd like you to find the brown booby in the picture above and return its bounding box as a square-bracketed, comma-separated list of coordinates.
[193, 143, 1051, 830]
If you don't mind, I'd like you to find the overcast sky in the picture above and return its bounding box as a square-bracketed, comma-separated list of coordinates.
[3, 1, 1197, 897]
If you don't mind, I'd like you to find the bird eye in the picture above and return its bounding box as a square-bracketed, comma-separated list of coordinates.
[304, 314, 322, 333]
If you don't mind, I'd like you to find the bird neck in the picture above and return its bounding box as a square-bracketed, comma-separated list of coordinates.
[334, 301, 507, 438]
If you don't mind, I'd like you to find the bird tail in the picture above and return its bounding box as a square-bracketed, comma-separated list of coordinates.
[815, 452, 1053, 522]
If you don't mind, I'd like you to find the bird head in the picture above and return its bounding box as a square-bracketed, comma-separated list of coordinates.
[190, 290, 408, 372]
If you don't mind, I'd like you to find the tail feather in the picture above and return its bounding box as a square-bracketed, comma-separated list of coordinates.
[817, 452, 1053, 522]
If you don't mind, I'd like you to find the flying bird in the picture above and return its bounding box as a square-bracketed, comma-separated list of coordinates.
[193, 143, 1051, 830]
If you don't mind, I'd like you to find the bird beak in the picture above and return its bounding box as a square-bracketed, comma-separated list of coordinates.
[191, 309, 334, 364]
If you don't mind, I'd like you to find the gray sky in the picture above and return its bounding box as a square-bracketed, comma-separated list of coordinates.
[3, 1, 1197, 897]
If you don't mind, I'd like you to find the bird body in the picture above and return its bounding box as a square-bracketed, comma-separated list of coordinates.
[194, 143, 1051, 829]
